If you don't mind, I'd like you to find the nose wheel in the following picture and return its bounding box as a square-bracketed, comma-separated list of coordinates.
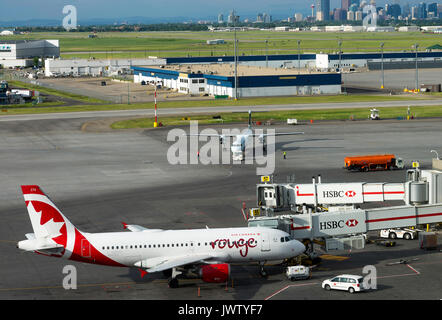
[259, 261, 267, 277]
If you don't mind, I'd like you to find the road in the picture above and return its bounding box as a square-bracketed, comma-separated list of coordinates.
[0, 98, 441, 122]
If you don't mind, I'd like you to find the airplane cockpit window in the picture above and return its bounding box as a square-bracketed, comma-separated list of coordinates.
[280, 237, 285, 242]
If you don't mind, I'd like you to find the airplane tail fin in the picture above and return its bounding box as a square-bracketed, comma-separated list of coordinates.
[19, 185, 74, 251]
[248, 110, 252, 129]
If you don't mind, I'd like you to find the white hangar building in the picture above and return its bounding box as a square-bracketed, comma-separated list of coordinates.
[0, 40, 59, 68]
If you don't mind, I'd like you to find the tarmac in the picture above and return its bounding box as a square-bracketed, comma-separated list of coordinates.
[0, 115, 441, 300]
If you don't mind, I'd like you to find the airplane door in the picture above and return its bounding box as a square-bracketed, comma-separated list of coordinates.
[81, 239, 91, 258]
[260, 233, 270, 252]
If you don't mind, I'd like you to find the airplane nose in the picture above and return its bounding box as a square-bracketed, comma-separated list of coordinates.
[294, 240, 306, 255]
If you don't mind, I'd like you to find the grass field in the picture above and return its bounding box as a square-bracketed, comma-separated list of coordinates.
[3, 31, 441, 59]
[110, 105, 442, 129]
[0, 92, 435, 115]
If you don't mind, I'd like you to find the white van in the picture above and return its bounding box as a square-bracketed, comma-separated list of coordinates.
[322, 274, 365, 293]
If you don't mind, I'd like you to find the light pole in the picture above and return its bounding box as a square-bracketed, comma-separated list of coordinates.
[233, 9, 238, 100]
[338, 40, 342, 73]
[380, 42, 384, 89]
[265, 40, 268, 68]
[297, 40, 301, 73]
[430, 150, 440, 160]
[413, 43, 419, 92]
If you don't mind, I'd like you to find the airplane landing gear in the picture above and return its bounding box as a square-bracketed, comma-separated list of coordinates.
[168, 268, 182, 288]
[259, 261, 267, 277]
[168, 277, 179, 288]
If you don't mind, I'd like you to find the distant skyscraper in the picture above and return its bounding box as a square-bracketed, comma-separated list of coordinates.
[316, 0, 330, 21]
[403, 3, 411, 18]
[418, 2, 427, 19]
[263, 13, 272, 23]
[411, 6, 418, 19]
[342, 0, 351, 11]
[334, 8, 347, 21]
[227, 11, 239, 24]
[218, 13, 224, 23]
[428, 3, 438, 16]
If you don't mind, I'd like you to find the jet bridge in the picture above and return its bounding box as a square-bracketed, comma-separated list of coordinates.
[249, 168, 442, 251]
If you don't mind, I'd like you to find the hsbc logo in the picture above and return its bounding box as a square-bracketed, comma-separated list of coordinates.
[323, 190, 357, 198]
[345, 190, 356, 197]
[319, 219, 359, 230]
[346, 219, 358, 227]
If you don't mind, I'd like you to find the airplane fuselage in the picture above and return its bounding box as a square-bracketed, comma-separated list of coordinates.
[39, 227, 303, 268]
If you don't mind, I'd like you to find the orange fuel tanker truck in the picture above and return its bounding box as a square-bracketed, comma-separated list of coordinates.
[344, 154, 404, 172]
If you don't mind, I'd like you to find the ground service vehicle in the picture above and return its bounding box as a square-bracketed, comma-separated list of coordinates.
[380, 228, 418, 240]
[322, 275, 365, 293]
[286, 265, 311, 281]
[344, 154, 404, 172]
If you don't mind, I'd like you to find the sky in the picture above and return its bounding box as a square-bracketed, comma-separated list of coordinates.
[0, 0, 437, 23]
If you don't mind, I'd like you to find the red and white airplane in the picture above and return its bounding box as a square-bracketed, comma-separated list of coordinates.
[17, 185, 305, 287]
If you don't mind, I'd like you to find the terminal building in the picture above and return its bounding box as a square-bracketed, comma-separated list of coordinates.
[132, 64, 342, 98]
[0, 40, 59, 68]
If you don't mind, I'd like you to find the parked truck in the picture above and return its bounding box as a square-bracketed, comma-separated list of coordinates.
[344, 154, 404, 172]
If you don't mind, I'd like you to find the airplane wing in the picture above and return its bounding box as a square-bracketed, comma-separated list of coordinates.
[134, 253, 221, 273]
[121, 222, 163, 233]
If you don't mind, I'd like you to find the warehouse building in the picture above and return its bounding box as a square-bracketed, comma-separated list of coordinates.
[316, 52, 442, 71]
[0, 40, 59, 68]
[44, 58, 166, 77]
[132, 64, 342, 98]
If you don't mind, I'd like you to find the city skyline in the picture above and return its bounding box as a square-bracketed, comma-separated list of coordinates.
[0, 0, 441, 25]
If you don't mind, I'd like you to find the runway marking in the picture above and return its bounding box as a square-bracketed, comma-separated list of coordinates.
[406, 264, 420, 275]
[0, 240, 17, 243]
[264, 282, 319, 300]
[320, 254, 350, 261]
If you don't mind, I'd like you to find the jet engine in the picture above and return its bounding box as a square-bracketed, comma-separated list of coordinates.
[199, 263, 230, 283]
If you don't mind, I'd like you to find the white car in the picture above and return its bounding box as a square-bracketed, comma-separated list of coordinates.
[322, 274, 365, 293]
[380, 228, 418, 240]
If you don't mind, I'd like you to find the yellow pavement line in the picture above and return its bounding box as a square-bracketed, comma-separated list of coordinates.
[320, 254, 350, 261]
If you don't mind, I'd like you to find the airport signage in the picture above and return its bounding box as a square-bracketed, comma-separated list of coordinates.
[314, 211, 367, 236]
[295, 183, 364, 205]
[261, 176, 270, 183]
